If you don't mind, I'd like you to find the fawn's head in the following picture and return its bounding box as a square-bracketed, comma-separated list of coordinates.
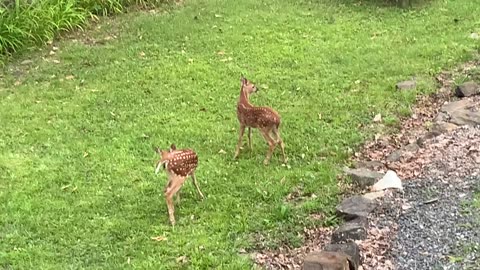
[240, 76, 258, 95]
[154, 144, 177, 174]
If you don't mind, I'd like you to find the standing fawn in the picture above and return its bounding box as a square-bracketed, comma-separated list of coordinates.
[155, 144, 204, 225]
[234, 76, 287, 165]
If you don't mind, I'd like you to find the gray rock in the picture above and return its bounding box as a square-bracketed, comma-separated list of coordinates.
[416, 132, 440, 147]
[438, 100, 480, 126]
[387, 143, 420, 162]
[396, 80, 416, 91]
[434, 111, 449, 123]
[343, 167, 383, 188]
[331, 217, 368, 243]
[387, 149, 403, 163]
[324, 243, 360, 270]
[450, 111, 480, 126]
[336, 196, 375, 220]
[441, 99, 473, 114]
[455, 81, 480, 97]
[354, 160, 384, 170]
[403, 142, 420, 152]
[303, 251, 350, 270]
[431, 121, 459, 134]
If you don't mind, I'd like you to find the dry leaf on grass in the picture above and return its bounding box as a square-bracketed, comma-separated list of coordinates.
[151, 236, 167, 242]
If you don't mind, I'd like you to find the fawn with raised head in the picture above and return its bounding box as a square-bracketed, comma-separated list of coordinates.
[155, 144, 204, 225]
[234, 76, 287, 165]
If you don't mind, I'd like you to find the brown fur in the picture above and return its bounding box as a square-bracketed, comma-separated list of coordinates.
[234, 76, 287, 165]
[155, 144, 204, 225]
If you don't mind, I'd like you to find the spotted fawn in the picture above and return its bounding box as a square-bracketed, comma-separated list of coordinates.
[234, 76, 287, 165]
[155, 144, 204, 225]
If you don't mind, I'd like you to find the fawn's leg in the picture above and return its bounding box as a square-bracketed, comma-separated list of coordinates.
[247, 127, 253, 150]
[234, 124, 246, 159]
[259, 127, 277, 165]
[191, 172, 204, 199]
[271, 126, 287, 163]
[164, 175, 186, 226]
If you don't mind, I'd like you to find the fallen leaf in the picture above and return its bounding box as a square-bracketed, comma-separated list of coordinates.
[373, 113, 382, 123]
[139, 51, 145, 57]
[214, 14, 223, 18]
[176, 255, 187, 263]
[65, 75, 75, 80]
[52, 59, 61, 64]
[14, 81, 22, 86]
[217, 51, 225, 55]
[61, 184, 71, 190]
[151, 236, 167, 241]
[83, 152, 89, 158]
[218, 149, 226, 154]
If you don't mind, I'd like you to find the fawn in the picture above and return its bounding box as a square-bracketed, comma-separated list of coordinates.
[155, 144, 204, 225]
[234, 76, 287, 165]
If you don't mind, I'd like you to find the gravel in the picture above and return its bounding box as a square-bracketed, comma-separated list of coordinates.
[391, 176, 480, 270]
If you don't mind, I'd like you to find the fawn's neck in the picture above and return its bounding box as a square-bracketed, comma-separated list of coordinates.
[238, 87, 253, 108]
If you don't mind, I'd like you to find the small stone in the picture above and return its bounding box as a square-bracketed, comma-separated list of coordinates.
[431, 121, 459, 134]
[21, 60, 33, 65]
[416, 132, 440, 147]
[372, 170, 403, 191]
[324, 243, 360, 270]
[331, 218, 368, 243]
[387, 143, 419, 162]
[455, 81, 480, 97]
[387, 149, 403, 163]
[396, 80, 416, 91]
[336, 196, 375, 220]
[303, 251, 350, 270]
[403, 142, 419, 152]
[343, 167, 383, 188]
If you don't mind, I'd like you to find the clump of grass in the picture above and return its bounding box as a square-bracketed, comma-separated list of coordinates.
[0, 0, 172, 62]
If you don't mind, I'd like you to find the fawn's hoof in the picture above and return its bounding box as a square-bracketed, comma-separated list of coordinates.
[283, 157, 289, 164]
[263, 159, 270, 166]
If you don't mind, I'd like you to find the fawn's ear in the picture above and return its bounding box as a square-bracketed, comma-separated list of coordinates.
[240, 75, 247, 85]
[169, 144, 176, 152]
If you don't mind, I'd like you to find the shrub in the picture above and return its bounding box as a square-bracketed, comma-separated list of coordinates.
[0, 0, 169, 60]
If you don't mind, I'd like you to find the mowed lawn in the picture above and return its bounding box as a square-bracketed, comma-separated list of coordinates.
[1, 0, 479, 268]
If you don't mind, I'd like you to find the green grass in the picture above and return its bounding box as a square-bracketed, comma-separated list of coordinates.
[1, 0, 480, 268]
[0, 0, 174, 60]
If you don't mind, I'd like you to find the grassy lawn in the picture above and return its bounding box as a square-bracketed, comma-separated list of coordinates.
[1, 0, 479, 268]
